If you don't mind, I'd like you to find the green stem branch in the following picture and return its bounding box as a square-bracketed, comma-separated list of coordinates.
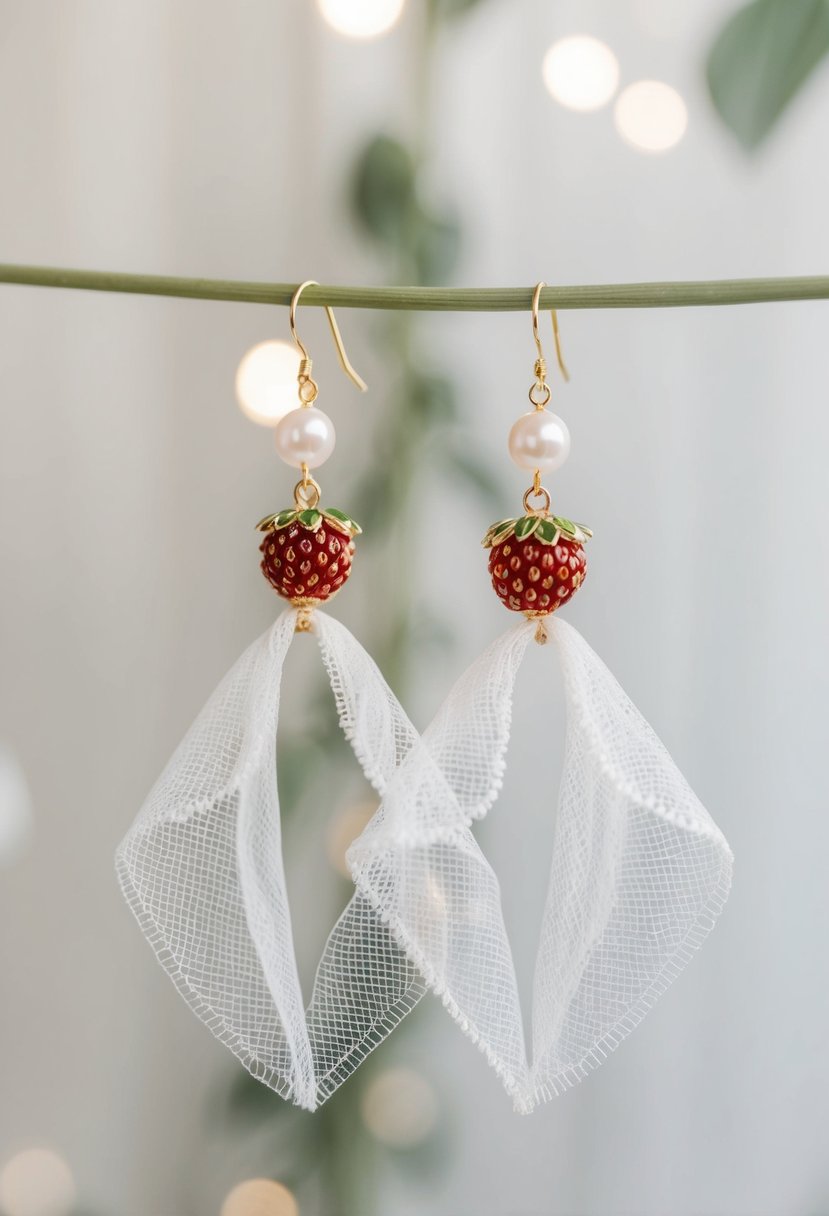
[1, 263, 828, 310]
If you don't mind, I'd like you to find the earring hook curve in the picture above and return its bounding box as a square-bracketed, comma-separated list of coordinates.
[289, 280, 367, 392]
[531, 281, 570, 384]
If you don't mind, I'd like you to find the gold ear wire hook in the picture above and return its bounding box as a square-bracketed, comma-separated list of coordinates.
[531, 281, 570, 384]
[289, 280, 367, 393]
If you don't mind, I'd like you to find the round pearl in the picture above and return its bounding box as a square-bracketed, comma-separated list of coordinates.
[507, 409, 570, 472]
[274, 407, 336, 469]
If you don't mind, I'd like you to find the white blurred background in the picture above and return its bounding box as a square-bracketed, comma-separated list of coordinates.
[1, 1, 828, 1214]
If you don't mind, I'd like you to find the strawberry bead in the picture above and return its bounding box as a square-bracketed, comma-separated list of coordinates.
[483, 512, 592, 617]
[256, 506, 360, 606]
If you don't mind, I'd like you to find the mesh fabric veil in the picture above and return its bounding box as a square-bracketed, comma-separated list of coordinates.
[348, 617, 733, 1113]
[116, 608, 424, 1110]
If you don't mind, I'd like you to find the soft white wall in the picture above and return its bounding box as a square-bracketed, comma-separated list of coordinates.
[1, 2, 828, 1214]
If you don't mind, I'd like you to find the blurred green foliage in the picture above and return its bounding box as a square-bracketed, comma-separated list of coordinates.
[707, 0, 829, 148]
[352, 133, 462, 284]
[429, 0, 490, 18]
[216, 6, 501, 1215]
[352, 136, 417, 245]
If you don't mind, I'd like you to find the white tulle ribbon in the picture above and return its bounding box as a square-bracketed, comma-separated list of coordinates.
[116, 608, 424, 1110]
[349, 617, 733, 1113]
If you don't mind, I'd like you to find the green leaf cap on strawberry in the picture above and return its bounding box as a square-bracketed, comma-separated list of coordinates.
[258, 504, 360, 606]
[482, 513, 592, 549]
[256, 506, 362, 539]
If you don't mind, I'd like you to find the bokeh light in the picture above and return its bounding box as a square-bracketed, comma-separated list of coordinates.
[235, 341, 301, 427]
[361, 1067, 438, 1148]
[220, 1178, 298, 1216]
[0, 1149, 76, 1216]
[614, 80, 688, 153]
[542, 36, 620, 112]
[0, 744, 33, 866]
[318, 0, 406, 41]
[326, 802, 376, 877]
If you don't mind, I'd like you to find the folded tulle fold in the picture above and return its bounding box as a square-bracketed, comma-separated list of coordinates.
[349, 617, 733, 1112]
[117, 602, 731, 1113]
[116, 608, 425, 1110]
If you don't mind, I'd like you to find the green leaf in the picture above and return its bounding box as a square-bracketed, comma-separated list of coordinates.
[323, 507, 361, 535]
[484, 517, 516, 541]
[257, 508, 297, 531]
[410, 373, 457, 422]
[351, 135, 417, 244]
[707, 0, 829, 149]
[489, 520, 517, 545]
[514, 514, 541, 541]
[414, 206, 462, 284]
[553, 516, 577, 537]
[482, 523, 514, 547]
[297, 509, 322, 530]
[536, 519, 561, 545]
[322, 515, 352, 537]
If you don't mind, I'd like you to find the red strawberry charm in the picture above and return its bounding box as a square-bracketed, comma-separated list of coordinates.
[483, 512, 591, 617]
[257, 505, 360, 605]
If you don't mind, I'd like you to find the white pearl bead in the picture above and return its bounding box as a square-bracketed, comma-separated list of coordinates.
[274, 407, 336, 469]
[507, 409, 570, 472]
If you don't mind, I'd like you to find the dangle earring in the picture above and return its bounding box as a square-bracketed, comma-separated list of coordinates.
[116, 283, 424, 1111]
[258, 283, 366, 627]
[485, 283, 590, 640]
[348, 284, 733, 1113]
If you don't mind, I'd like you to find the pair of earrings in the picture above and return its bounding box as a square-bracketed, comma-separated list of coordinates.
[116, 283, 732, 1114]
